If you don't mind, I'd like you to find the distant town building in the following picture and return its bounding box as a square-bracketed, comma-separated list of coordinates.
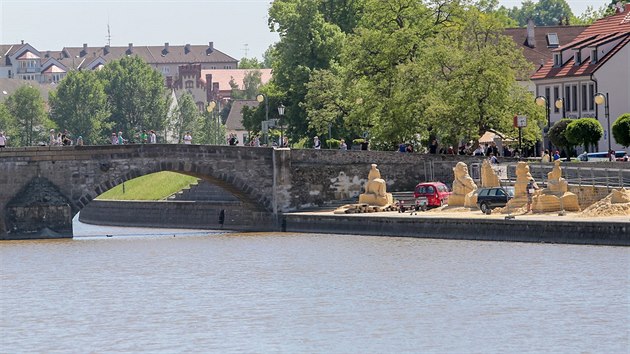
[531, 4, 630, 152]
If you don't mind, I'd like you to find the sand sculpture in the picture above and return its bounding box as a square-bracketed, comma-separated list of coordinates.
[581, 188, 630, 217]
[358, 164, 394, 206]
[481, 160, 500, 188]
[334, 164, 394, 214]
[500, 161, 536, 212]
[531, 160, 580, 212]
[449, 162, 477, 207]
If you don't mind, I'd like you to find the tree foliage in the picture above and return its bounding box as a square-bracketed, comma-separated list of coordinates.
[4, 85, 48, 146]
[49, 70, 111, 145]
[239, 57, 265, 69]
[504, 0, 575, 26]
[98, 56, 168, 138]
[548, 118, 573, 152]
[612, 113, 630, 147]
[0, 103, 18, 144]
[170, 92, 201, 143]
[564, 118, 603, 152]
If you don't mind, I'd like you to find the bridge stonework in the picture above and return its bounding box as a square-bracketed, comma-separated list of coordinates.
[1, 144, 553, 238]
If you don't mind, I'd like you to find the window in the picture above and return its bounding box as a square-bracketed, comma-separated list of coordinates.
[572, 85, 578, 111]
[497, 189, 506, 196]
[553, 53, 561, 67]
[545, 87, 551, 104]
[478, 189, 489, 197]
[553, 87, 560, 113]
[582, 84, 588, 111]
[547, 33, 560, 48]
[161, 66, 170, 74]
[591, 49, 598, 63]
[185, 80, 193, 89]
[588, 84, 595, 110]
[565, 86, 571, 112]
[488, 189, 498, 196]
[574, 51, 581, 66]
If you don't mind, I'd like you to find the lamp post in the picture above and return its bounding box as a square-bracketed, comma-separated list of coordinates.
[535, 95, 551, 152]
[594, 92, 611, 154]
[555, 98, 565, 119]
[257, 93, 269, 145]
[277, 103, 285, 147]
[207, 101, 216, 144]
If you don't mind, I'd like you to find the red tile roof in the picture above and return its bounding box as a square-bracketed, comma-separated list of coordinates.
[532, 5, 630, 80]
[200, 69, 273, 91]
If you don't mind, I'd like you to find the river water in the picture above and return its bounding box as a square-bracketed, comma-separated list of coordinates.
[1, 221, 628, 353]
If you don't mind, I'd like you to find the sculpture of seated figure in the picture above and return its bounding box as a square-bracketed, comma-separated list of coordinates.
[532, 160, 579, 212]
[481, 159, 500, 188]
[501, 161, 535, 213]
[449, 162, 477, 207]
[358, 164, 394, 206]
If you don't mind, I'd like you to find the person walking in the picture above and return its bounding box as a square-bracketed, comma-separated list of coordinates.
[183, 132, 192, 144]
[541, 149, 551, 162]
[313, 136, 321, 149]
[553, 150, 561, 161]
[340, 139, 347, 151]
[111, 132, 118, 145]
[49, 129, 57, 146]
[141, 130, 148, 144]
[117, 131, 125, 145]
[526, 179, 539, 213]
[0, 131, 6, 148]
[149, 130, 157, 144]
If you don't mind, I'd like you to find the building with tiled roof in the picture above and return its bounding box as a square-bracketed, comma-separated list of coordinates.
[504, 21, 587, 85]
[0, 41, 238, 86]
[224, 100, 259, 146]
[531, 4, 630, 152]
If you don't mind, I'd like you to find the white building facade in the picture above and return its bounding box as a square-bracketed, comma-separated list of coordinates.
[532, 5, 630, 152]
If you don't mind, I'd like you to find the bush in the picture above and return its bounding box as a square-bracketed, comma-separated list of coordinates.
[612, 113, 630, 147]
[565, 118, 603, 152]
[352, 138, 365, 145]
[326, 138, 340, 149]
[548, 118, 574, 153]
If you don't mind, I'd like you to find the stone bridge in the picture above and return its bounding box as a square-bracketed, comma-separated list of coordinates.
[2, 144, 627, 238]
[0, 144, 479, 238]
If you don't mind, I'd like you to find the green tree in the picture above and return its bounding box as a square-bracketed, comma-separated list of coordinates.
[49, 70, 111, 145]
[171, 93, 201, 143]
[239, 57, 264, 69]
[505, 0, 575, 26]
[98, 56, 168, 138]
[268, 0, 348, 140]
[0, 103, 18, 144]
[548, 118, 573, 154]
[612, 113, 630, 147]
[564, 118, 603, 152]
[4, 85, 48, 146]
[243, 70, 263, 99]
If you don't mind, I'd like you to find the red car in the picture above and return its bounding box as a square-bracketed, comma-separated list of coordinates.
[414, 182, 451, 208]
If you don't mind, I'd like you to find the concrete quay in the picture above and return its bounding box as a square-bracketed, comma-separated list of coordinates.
[283, 209, 630, 246]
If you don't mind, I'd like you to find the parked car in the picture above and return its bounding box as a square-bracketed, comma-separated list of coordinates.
[586, 151, 628, 162]
[414, 182, 451, 208]
[476, 186, 515, 214]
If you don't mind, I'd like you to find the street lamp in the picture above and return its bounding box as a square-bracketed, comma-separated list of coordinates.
[257, 93, 269, 145]
[277, 103, 285, 147]
[207, 101, 216, 144]
[535, 95, 551, 152]
[555, 98, 565, 119]
[594, 92, 611, 154]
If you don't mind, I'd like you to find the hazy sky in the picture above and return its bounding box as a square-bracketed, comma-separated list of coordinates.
[1, 0, 606, 61]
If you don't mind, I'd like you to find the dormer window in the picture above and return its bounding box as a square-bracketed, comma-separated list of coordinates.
[591, 48, 598, 63]
[553, 53, 562, 67]
[547, 33, 559, 48]
[574, 51, 581, 66]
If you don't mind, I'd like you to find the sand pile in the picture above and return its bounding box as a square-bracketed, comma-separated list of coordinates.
[580, 188, 630, 217]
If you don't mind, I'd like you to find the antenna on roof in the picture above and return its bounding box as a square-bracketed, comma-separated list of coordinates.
[106, 21, 112, 46]
[243, 43, 249, 58]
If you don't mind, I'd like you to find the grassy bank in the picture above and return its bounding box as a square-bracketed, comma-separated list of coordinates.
[97, 171, 199, 200]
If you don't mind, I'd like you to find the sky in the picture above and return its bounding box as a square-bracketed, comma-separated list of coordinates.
[0, 0, 608, 61]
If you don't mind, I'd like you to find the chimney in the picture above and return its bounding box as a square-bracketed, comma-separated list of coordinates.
[185, 43, 191, 54]
[21, 40, 24, 44]
[162, 42, 169, 55]
[127, 43, 133, 55]
[206, 42, 214, 55]
[81, 43, 88, 57]
[45, 51, 50, 58]
[526, 19, 536, 48]
[104, 45, 110, 55]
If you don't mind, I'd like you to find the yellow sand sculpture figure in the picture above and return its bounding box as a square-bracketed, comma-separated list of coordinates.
[532, 160, 580, 212]
[501, 161, 536, 212]
[449, 162, 477, 207]
[581, 188, 630, 217]
[481, 159, 500, 188]
[358, 164, 394, 206]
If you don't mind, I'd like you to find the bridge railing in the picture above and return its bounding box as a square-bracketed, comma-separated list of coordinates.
[503, 163, 630, 189]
